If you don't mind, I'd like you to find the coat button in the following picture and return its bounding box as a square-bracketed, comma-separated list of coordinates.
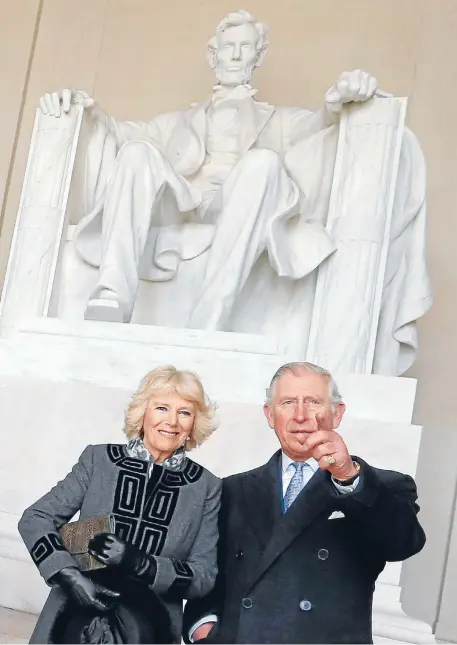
[236, 550, 244, 559]
[242, 597, 253, 609]
[318, 548, 329, 560]
[299, 600, 312, 611]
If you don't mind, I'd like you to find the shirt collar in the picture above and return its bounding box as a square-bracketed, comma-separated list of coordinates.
[281, 451, 319, 475]
[211, 83, 258, 105]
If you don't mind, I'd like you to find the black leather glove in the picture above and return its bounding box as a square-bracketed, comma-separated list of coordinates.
[50, 566, 120, 611]
[89, 533, 158, 584]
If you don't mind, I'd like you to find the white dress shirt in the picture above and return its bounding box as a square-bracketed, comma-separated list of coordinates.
[281, 453, 360, 496]
[189, 452, 359, 641]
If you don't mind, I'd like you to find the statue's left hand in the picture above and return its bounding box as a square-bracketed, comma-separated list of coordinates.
[325, 69, 379, 114]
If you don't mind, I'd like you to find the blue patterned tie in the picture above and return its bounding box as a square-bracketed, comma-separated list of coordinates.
[283, 462, 307, 512]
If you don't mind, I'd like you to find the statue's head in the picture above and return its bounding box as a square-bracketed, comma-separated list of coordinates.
[207, 10, 269, 86]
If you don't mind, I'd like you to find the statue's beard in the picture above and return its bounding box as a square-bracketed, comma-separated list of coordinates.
[215, 63, 255, 86]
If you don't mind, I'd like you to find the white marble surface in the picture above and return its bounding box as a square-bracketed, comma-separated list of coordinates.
[307, 97, 407, 372]
[0, 105, 83, 329]
[0, 320, 417, 421]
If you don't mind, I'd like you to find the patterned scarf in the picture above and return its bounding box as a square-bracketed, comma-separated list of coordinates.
[126, 436, 186, 476]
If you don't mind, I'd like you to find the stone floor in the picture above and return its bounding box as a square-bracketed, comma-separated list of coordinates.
[0, 604, 454, 644]
[0, 607, 37, 644]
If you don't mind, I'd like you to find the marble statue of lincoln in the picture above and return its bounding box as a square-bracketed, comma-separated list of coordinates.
[39, 10, 431, 377]
[39, 10, 378, 327]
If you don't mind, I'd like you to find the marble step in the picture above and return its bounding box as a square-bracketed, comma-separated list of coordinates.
[0, 606, 37, 643]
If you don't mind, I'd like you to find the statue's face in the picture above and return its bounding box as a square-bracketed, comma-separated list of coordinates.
[214, 23, 260, 86]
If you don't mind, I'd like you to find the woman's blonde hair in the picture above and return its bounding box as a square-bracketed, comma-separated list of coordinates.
[124, 365, 217, 450]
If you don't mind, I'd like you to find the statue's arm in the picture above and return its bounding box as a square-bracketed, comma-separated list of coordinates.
[288, 70, 381, 145]
[288, 107, 334, 145]
[38, 88, 164, 148]
[89, 103, 167, 148]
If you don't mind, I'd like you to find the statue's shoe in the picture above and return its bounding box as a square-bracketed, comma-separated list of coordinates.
[84, 297, 124, 323]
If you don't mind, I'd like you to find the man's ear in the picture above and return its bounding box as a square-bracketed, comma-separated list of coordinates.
[332, 402, 346, 429]
[264, 403, 274, 429]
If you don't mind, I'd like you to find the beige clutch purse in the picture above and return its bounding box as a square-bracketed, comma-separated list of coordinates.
[59, 515, 115, 572]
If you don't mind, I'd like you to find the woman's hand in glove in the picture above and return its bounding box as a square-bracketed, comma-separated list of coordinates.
[89, 533, 157, 583]
[50, 566, 119, 611]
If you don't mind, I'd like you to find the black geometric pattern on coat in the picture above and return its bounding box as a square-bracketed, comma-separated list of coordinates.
[107, 445, 203, 556]
[30, 532, 65, 566]
[164, 559, 194, 597]
[49, 533, 66, 551]
[106, 443, 126, 464]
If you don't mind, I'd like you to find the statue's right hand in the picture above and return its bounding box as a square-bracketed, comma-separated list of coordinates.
[38, 89, 94, 117]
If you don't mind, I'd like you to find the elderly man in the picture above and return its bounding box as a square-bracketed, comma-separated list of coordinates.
[39, 11, 380, 327]
[183, 362, 426, 644]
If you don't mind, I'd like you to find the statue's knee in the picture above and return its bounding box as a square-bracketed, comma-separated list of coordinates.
[243, 149, 282, 173]
[117, 140, 160, 165]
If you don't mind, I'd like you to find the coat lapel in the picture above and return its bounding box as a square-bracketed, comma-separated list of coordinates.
[240, 451, 282, 551]
[238, 99, 275, 155]
[166, 100, 208, 176]
[186, 100, 208, 172]
[244, 465, 334, 592]
[168, 96, 274, 176]
[188, 100, 208, 160]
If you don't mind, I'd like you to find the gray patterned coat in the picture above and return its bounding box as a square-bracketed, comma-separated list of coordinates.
[18, 443, 221, 643]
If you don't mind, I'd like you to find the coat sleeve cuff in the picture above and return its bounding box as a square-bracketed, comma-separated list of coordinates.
[189, 615, 218, 642]
[29, 532, 79, 584]
[150, 556, 194, 596]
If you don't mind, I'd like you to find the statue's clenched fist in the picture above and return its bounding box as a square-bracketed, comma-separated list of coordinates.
[325, 69, 380, 114]
[38, 88, 94, 117]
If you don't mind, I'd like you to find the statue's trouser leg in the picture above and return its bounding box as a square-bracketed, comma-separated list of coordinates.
[89, 141, 195, 322]
[188, 149, 299, 330]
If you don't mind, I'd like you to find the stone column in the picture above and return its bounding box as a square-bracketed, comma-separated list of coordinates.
[306, 97, 407, 374]
[433, 475, 457, 642]
[0, 105, 84, 331]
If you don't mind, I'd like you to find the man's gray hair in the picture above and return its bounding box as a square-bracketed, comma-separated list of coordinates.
[265, 362, 343, 407]
[207, 10, 269, 64]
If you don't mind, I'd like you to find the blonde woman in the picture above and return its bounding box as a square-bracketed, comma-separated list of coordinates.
[19, 366, 221, 644]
